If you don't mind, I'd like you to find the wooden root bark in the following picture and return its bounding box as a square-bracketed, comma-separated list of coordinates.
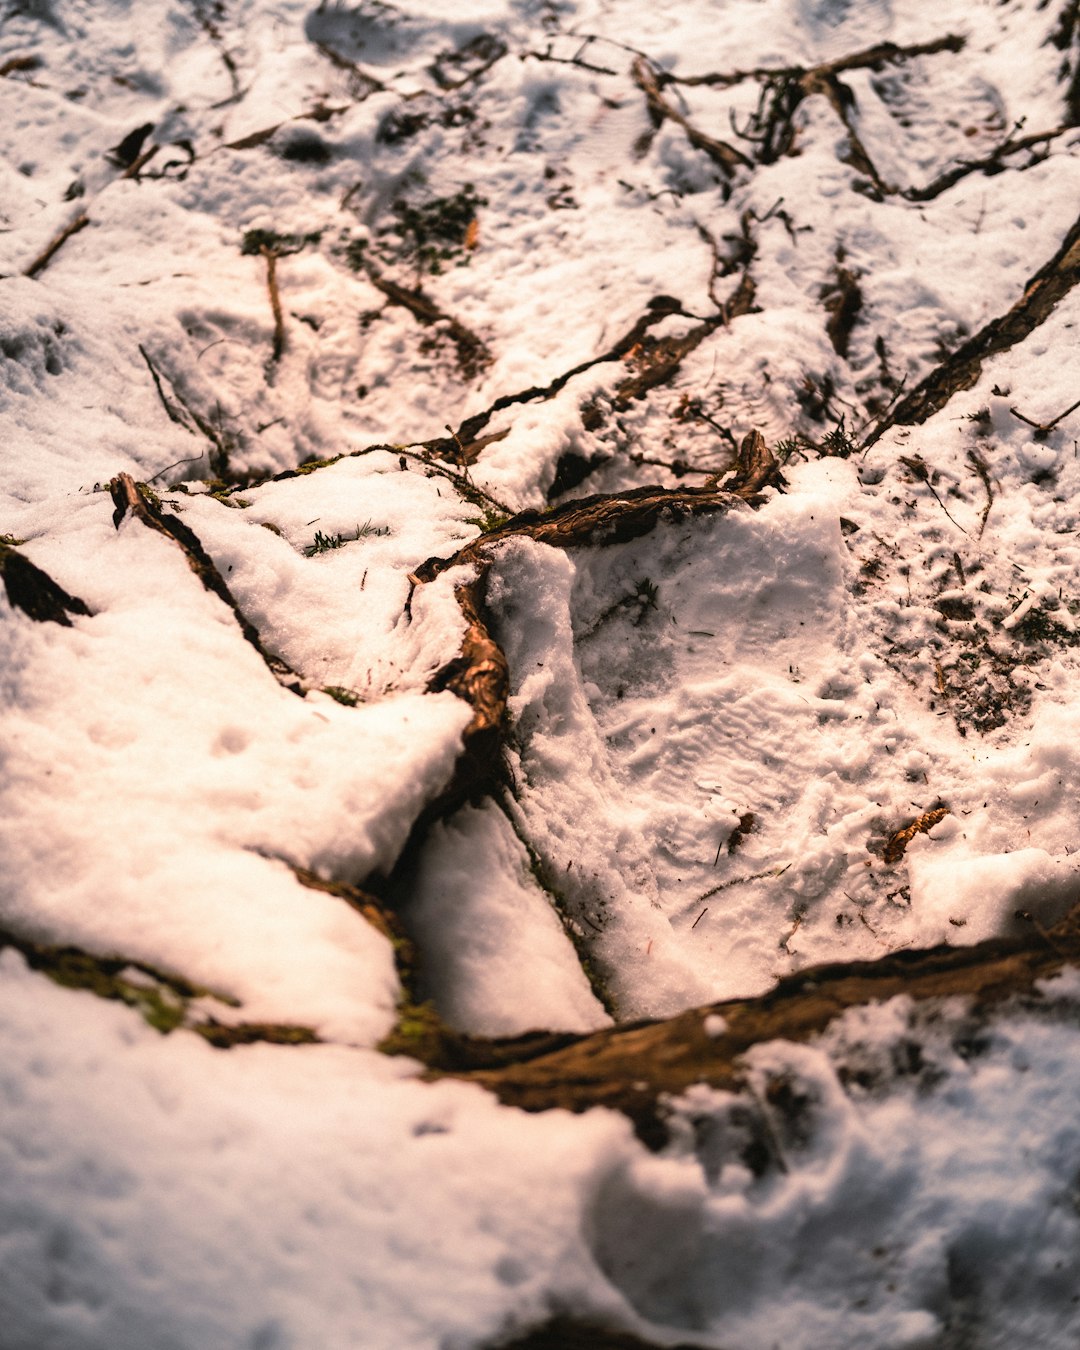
[409, 911, 1080, 1150]
[409, 474, 773, 826]
[1, 541, 92, 625]
[108, 473, 304, 694]
[867, 209, 1080, 442]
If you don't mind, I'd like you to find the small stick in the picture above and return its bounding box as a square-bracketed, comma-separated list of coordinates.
[23, 214, 90, 278]
[691, 907, 709, 929]
[261, 246, 286, 361]
[966, 448, 994, 540]
[1009, 395, 1080, 437]
[899, 455, 968, 535]
[139, 344, 190, 430]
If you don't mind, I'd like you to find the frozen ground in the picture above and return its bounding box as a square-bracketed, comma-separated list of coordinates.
[2, 0, 1080, 1345]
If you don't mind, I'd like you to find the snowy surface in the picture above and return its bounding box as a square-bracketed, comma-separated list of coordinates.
[3, 0, 1080, 1344]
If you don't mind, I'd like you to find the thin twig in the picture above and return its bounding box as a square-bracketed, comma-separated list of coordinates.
[261, 246, 286, 361]
[139, 344, 191, 431]
[23, 214, 90, 278]
[1009, 394, 1080, 436]
[138, 345, 233, 476]
[691, 865, 789, 908]
[898, 455, 968, 535]
[966, 447, 995, 540]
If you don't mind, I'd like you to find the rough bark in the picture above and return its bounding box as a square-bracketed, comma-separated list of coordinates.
[417, 911, 1080, 1149]
[866, 210, 1080, 442]
[0, 541, 92, 625]
[108, 473, 304, 694]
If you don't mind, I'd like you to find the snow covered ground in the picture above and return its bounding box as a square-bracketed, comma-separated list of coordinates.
[3, 0, 1080, 1345]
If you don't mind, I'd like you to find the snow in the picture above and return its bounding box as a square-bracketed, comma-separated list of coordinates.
[402, 800, 611, 1035]
[4, 0, 1080, 1343]
[4, 953, 1079, 1350]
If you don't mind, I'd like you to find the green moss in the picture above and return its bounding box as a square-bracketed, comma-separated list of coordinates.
[378, 999, 449, 1060]
[292, 454, 344, 475]
[323, 685, 360, 707]
[0, 926, 239, 1036]
[5, 926, 320, 1048]
[195, 1021, 318, 1048]
[468, 507, 510, 534]
[241, 228, 322, 257]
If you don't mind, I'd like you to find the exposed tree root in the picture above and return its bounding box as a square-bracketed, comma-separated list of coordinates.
[424, 571, 510, 812]
[0, 540, 92, 625]
[411, 482, 746, 587]
[287, 862, 414, 951]
[360, 260, 493, 379]
[409, 479, 770, 812]
[708, 427, 786, 497]
[407, 910, 1080, 1149]
[426, 295, 705, 463]
[821, 256, 863, 357]
[612, 317, 721, 405]
[1050, 0, 1080, 127]
[670, 35, 966, 91]
[865, 209, 1080, 442]
[667, 34, 965, 194]
[0, 922, 316, 1046]
[903, 124, 1073, 203]
[107, 473, 304, 694]
[632, 56, 751, 182]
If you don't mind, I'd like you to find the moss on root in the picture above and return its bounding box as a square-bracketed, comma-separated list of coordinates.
[0, 925, 316, 1046]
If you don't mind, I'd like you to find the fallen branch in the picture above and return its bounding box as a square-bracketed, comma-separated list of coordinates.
[524, 41, 619, 77]
[1009, 393, 1080, 437]
[263, 246, 286, 361]
[898, 454, 968, 535]
[966, 447, 995, 539]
